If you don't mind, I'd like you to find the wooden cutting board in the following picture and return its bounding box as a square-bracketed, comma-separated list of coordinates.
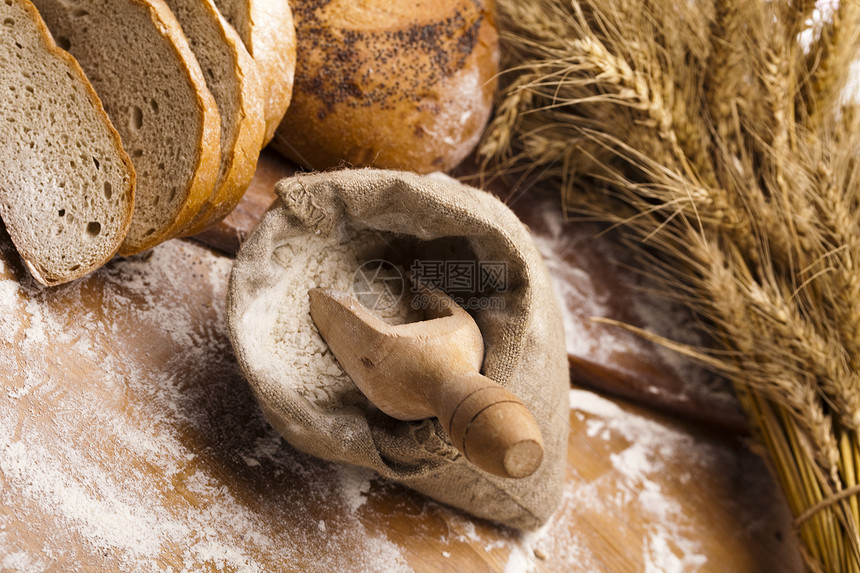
[0, 226, 802, 571]
[194, 149, 747, 432]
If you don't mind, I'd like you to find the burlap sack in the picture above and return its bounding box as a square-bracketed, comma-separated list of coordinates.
[226, 169, 568, 530]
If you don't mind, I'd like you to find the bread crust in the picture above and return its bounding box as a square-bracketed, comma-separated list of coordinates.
[271, 0, 499, 174]
[176, 0, 266, 236]
[1, 0, 135, 285]
[118, 0, 222, 256]
[245, 0, 296, 145]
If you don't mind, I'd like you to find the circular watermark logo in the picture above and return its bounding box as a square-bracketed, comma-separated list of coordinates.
[352, 260, 405, 312]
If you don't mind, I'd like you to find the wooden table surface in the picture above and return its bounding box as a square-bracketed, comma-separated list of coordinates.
[0, 150, 804, 572]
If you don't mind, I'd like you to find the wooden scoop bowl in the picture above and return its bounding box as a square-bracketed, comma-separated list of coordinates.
[308, 281, 544, 479]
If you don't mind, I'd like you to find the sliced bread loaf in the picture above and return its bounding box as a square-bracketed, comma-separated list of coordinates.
[164, 0, 265, 235]
[213, 0, 296, 145]
[32, 0, 221, 256]
[0, 0, 135, 286]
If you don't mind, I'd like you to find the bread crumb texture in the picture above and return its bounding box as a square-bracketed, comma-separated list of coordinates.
[32, 0, 209, 247]
[0, 0, 132, 284]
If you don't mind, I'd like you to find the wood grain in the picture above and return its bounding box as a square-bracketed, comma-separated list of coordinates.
[192, 147, 295, 256]
[0, 226, 803, 569]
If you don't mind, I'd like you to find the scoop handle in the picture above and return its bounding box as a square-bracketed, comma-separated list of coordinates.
[433, 371, 544, 479]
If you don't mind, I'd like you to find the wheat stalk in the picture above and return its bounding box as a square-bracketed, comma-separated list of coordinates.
[481, 0, 860, 569]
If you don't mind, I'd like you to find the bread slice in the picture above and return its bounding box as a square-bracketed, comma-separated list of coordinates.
[164, 0, 265, 235]
[212, 0, 296, 145]
[31, 0, 221, 256]
[0, 0, 135, 286]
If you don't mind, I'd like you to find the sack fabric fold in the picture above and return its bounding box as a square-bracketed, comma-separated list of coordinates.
[227, 169, 568, 529]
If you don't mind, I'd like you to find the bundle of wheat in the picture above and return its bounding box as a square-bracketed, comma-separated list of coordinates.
[480, 0, 860, 569]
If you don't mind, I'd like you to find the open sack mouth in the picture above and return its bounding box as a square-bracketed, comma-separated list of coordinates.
[227, 169, 569, 530]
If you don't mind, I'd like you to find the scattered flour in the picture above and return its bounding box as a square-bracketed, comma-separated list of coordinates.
[0, 227, 795, 572]
[567, 390, 710, 572]
[0, 237, 412, 572]
[533, 204, 681, 371]
[481, 389, 798, 572]
[531, 203, 739, 419]
[338, 466, 376, 514]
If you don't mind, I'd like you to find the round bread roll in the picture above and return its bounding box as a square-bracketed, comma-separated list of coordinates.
[272, 0, 499, 174]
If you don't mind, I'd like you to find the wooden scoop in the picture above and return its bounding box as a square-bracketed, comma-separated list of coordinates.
[308, 281, 544, 479]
